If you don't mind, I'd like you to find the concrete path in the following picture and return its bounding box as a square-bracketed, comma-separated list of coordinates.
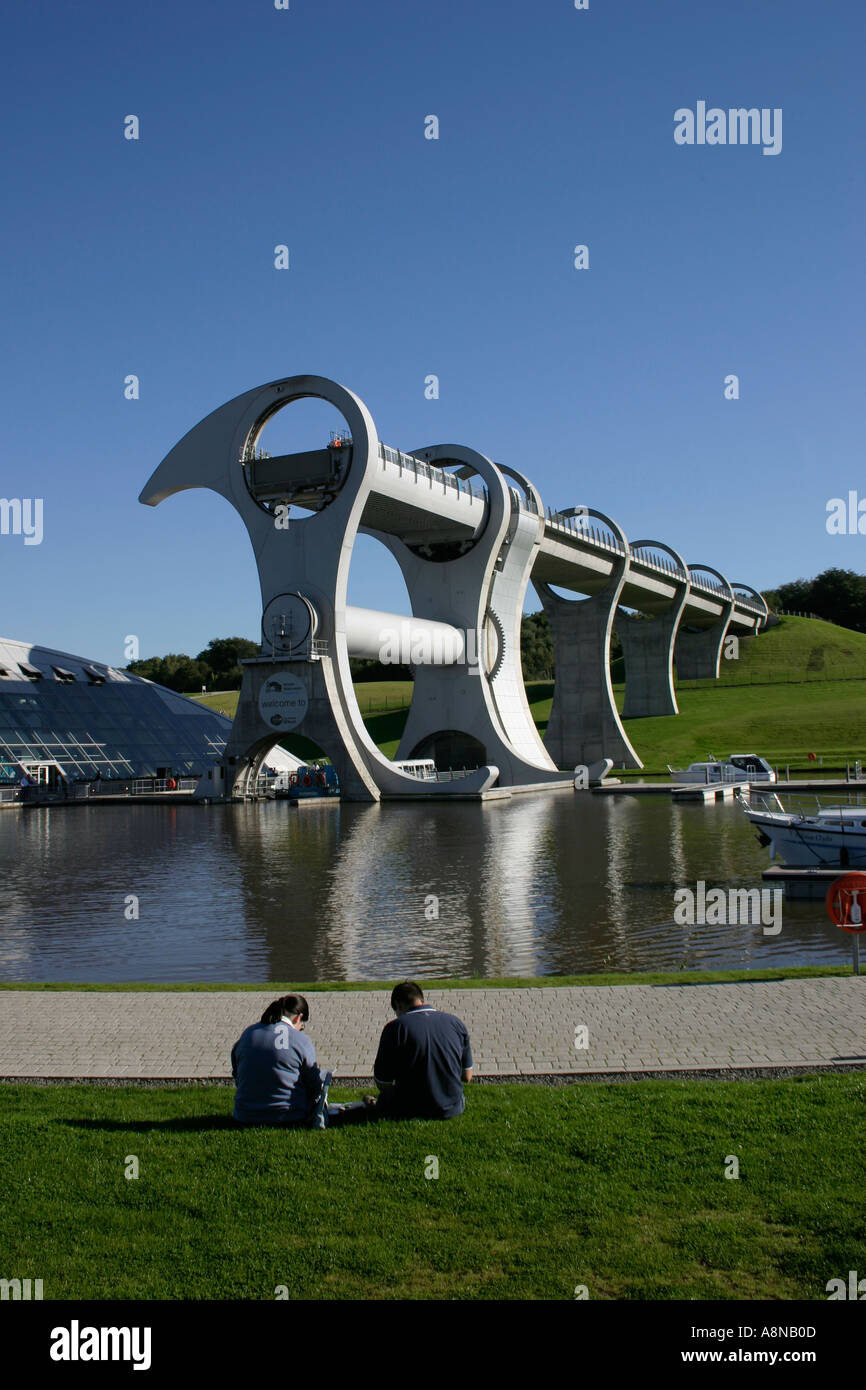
[1, 980, 865, 1079]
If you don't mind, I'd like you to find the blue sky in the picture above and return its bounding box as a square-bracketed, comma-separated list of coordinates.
[1, 0, 863, 666]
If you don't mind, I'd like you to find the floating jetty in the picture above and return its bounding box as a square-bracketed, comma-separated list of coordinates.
[593, 777, 863, 801]
[761, 865, 850, 900]
[592, 780, 749, 801]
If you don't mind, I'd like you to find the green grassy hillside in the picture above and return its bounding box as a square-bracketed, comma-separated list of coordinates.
[624, 682, 866, 769]
[687, 614, 866, 685]
[610, 614, 866, 685]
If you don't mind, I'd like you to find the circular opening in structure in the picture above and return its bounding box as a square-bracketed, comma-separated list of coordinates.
[409, 730, 487, 773]
[258, 732, 334, 773]
[398, 454, 488, 562]
[242, 396, 354, 520]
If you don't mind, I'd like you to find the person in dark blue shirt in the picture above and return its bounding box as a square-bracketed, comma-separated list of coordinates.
[371, 982, 473, 1120]
[231, 994, 331, 1127]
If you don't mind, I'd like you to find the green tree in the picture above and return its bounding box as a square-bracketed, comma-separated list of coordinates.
[763, 569, 866, 631]
[126, 653, 212, 693]
[195, 637, 259, 688]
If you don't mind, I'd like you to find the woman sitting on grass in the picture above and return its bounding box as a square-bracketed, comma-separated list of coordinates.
[231, 994, 331, 1129]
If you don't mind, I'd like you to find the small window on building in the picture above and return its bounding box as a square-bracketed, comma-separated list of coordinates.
[18, 663, 44, 681]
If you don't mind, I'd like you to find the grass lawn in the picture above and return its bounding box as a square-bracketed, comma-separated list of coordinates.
[2, 1077, 863, 1300]
[618, 681, 866, 771]
[525, 679, 866, 772]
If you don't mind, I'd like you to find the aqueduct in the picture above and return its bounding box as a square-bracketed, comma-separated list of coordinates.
[139, 375, 769, 801]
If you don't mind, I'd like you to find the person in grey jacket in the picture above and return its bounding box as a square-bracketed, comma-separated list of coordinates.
[231, 994, 330, 1128]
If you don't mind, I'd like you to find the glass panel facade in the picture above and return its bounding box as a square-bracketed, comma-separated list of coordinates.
[0, 680, 232, 783]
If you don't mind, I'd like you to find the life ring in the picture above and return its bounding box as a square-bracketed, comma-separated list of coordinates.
[289, 772, 298, 786]
[302, 774, 313, 788]
[316, 770, 327, 787]
[166, 778, 177, 790]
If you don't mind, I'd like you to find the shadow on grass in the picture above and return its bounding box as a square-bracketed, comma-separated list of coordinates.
[361, 709, 409, 745]
[60, 1116, 264, 1133]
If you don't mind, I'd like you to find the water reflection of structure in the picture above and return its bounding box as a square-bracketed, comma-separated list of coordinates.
[0, 801, 837, 981]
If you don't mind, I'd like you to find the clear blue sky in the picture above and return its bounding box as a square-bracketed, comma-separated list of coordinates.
[1, 0, 863, 666]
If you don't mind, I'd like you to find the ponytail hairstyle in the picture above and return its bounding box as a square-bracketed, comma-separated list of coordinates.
[260, 994, 310, 1026]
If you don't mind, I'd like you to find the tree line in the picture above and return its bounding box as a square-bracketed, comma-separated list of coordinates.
[126, 638, 259, 693]
[761, 568, 865, 632]
[125, 569, 865, 693]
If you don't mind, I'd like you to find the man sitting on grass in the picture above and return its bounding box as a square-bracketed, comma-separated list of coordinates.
[368, 981, 473, 1120]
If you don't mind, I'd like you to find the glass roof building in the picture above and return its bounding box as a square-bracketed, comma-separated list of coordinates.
[0, 637, 234, 784]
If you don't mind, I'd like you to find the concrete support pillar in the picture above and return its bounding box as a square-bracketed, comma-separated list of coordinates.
[220, 656, 381, 802]
[675, 566, 735, 680]
[619, 540, 690, 718]
[374, 447, 568, 787]
[536, 510, 642, 771]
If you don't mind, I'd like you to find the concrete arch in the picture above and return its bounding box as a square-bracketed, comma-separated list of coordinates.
[497, 463, 544, 517]
[676, 563, 735, 681]
[686, 563, 735, 607]
[629, 539, 689, 585]
[619, 539, 691, 718]
[374, 443, 564, 785]
[535, 508, 642, 770]
[730, 582, 770, 631]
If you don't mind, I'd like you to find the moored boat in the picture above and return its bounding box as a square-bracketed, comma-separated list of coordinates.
[668, 753, 776, 785]
[745, 795, 866, 867]
[278, 764, 339, 799]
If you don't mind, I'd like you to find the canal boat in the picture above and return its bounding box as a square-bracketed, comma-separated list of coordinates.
[745, 795, 866, 867]
[668, 753, 776, 785]
[279, 764, 340, 800]
[392, 759, 438, 782]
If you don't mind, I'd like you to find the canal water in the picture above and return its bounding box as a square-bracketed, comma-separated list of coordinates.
[0, 794, 850, 982]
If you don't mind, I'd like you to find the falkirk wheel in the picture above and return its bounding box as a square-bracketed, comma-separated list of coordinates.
[139, 375, 768, 801]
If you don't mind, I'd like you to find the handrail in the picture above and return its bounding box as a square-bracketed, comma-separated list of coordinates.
[542, 513, 764, 612]
[378, 443, 486, 502]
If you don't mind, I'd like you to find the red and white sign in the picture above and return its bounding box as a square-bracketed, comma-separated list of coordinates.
[825, 873, 866, 934]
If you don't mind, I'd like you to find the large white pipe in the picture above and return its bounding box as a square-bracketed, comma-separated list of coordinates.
[346, 606, 464, 665]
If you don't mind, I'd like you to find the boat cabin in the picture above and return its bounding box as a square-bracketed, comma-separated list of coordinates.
[392, 759, 438, 782]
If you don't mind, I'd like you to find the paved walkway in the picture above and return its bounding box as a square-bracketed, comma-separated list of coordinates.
[1, 980, 865, 1079]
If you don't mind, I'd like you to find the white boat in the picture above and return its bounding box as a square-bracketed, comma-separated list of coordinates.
[668, 753, 776, 785]
[391, 759, 438, 782]
[745, 797, 866, 867]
